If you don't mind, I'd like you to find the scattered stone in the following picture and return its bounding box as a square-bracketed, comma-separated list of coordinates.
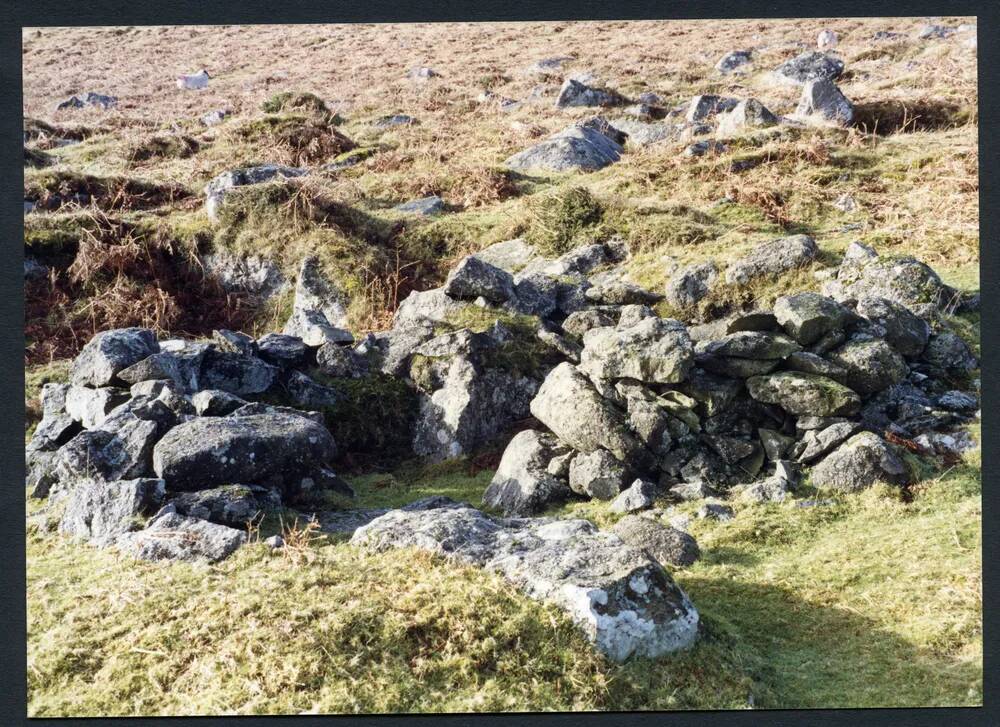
[696, 503, 734, 521]
[373, 114, 417, 128]
[505, 117, 625, 172]
[686, 95, 739, 122]
[717, 99, 779, 136]
[716, 50, 752, 74]
[555, 78, 625, 108]
[795, 79, 854, 126]
[56, 92, 117, 111]
[772, 51, 845, 85]
[395, 195, 445, 216]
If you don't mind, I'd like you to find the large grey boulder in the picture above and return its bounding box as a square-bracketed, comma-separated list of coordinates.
[444, 256, 516, 304]
[826, 338, 908, 396]
[483, 430, 572, 516]
[747, 372, 861, 416]
[554, 78, 625, 108]
[664, 261, 718, 309]
[772, 51, 845, 85]
[412, 356, 539, 461]
[580, 317, 694, 384]
[611, 515, 700, 567]
[569, 449, 628, 500]
[352, 503, 700, 662]
[116, 511, 246, 563]
[505, 119, 624, 172]
[774, 292, 853, 345]
[606, 118, 677, 146]
[59, 478, 165, 544]
[152, 413, 337, 494]
[795, 79, 854, 126]
[725, 235, 819, 285]
[530, 363, 646, 465]
[70, 328, 159, 387]
[855, 297, 930, 357]
[823, 255, 949, 309]
[810, 432, 910, 491]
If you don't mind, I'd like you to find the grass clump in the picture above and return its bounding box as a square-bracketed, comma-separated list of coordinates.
[523, 186, 606, 256]
[226, 114, 355, 166]
[261, 91, 340, 124]
[23, 169, 192, 212]
[126, 133, 201, 165]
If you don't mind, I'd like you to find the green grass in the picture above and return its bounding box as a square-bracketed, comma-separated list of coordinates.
[27, 434, 981, 714]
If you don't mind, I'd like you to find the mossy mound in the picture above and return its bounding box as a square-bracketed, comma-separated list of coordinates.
[226, 114, 355, 165]
[23, 170, 193, 212]
[523, 186, 606, 256]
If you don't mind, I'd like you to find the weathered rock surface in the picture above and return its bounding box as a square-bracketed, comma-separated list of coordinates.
[352, 502, 700, 662]
[555, 78, 625, 108]
[580, 317, 694, 384]
[772, 51, 845, 85]
[506, 118, 625, 172]
[796, 79, 854, 126]
[59, 478, 165, 544]
[569, 449, 628, 500]
[483, 430, 571, 516]
[116, 511, 246, 562]
[611, 515, 701, 567]
[747, 372, 860, 416]
[444, 256, 516, 304]
[70, 328, 159, 387]
[152, 413, 337, 495]
[725, 235, 819, 285]
[810, 432, 910, 491]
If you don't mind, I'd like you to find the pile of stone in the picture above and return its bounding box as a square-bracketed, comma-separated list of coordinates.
[26, 317, 360, 563]
[481, 243, 978, 518]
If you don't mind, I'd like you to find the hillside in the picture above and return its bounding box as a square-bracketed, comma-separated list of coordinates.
[23, 18, 981, 715]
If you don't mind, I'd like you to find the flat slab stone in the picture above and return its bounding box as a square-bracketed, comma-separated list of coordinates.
[351, 501, 699, 662]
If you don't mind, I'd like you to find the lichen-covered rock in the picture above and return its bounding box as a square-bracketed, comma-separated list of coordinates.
[855, 297, 930, 357]
[585, 280, 663, 306]
[316, 342, 369, 378]
[116, 511, 246, 563]
[785, 350, 849, 379]
[352, 503, 699, 662]
[609, 479, 656, 513]
[664, 261, 718, 309]
[65, 385, 127, 429]
[579, 317, 693, 384]
[412, 356, 538, 461]
[50, 416, 160, 487]
[70, 328, 159, 387]
[283, 308, 353, 347]
[826, 338, 908, 396]
[562, 309, 616, 337]
[554, 78, 625, 108]
[747, 372, 861, 416]
[810, 432, 910, 491]
[168, 484, 279, 527]
[203, 165, 307, 221]
[471, 238, 540, 273]
[772, 51, 845, 85]
[505, 119, 624, 172]
[725, 235, 819, 285]
[921, 332, 978, 378]
[530, 363, 647, 465]
[192, 389, 247, 416]
[200, 252, 287, 301]
[685, 94, 738, 122]
[483, 430, 572, 516]
[795, 79, 854, 126]
[59, 478, 165, 544]
[796, 421, 860, 463]
[393, 288, 465, 328]
[444, 256, 516, 304]
[256, 333, 308, 368]
[569, 449, 628, 499]
[717, 98, 779, 136]
[152, 413, 337, 494]
[823, 256, 949, 308]
[716, 50, 752, 74]
[290, 255, 349, 329]
[611, 515, 701, 567]
[703, 331, 802, 360]
[774, 293, 853, 345]
[198, 349, 278, 396]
